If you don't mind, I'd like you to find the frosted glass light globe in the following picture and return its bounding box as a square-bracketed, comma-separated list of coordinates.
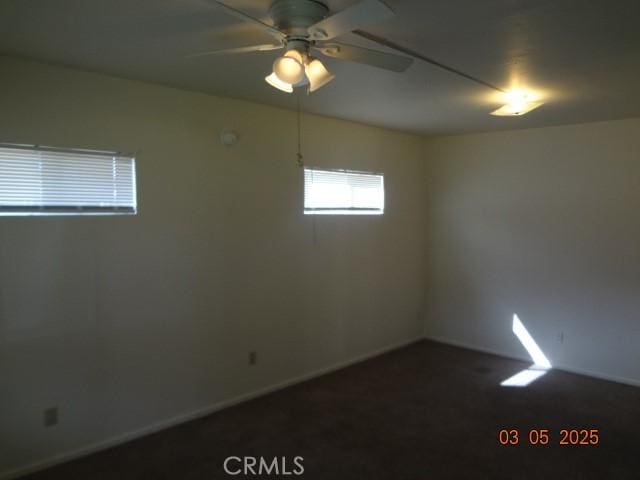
[273, 52, 304, 84]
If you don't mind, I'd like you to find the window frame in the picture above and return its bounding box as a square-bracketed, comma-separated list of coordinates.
[0, 143, 137, 216]
[303, 166, 385, 216]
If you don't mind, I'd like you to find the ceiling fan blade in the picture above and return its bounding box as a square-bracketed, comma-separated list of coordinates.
[353, 29, 505, 92]
[205, 0, 284, 40]
[314, 42, 413, 72]
[308, 0, 395, 41]
[187, 43, 283, 58]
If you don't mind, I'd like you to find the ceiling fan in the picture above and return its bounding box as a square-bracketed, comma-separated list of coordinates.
[189, 0, 414, 93]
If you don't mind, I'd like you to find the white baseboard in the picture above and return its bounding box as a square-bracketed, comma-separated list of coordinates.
[423, 334, 532, 363]
[1, 336, 420, 480]
[550, 362, 640, 388]
[423, 334, 640, 388]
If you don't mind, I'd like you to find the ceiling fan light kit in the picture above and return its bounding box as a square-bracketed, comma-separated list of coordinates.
[266, 41, 335, 93]
[198, 0, 413, 94]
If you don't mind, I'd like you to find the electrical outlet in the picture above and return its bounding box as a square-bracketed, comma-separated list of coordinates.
[44, 407, 58, 427]
[249, 351, 257, 366]
[558, 332, 564, 344]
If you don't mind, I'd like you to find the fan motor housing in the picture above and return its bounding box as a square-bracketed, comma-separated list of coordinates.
[269, 0, 328, 36]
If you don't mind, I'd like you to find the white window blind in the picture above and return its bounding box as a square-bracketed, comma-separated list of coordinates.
[0, 144, 137, 216]
[304, 168, 384, 215]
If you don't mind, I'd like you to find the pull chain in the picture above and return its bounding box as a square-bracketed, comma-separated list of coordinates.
[296, 90, 304, 167]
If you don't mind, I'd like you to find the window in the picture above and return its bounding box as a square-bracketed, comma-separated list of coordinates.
[304, 167, 384, 215]
[0, 144, 137, 216]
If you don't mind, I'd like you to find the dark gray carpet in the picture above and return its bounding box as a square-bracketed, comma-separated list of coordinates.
[23, 340, 640, 479]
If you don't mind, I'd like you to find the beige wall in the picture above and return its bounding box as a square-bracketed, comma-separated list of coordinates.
[424, 117, 640, 386]
[0, 56, 427, 477]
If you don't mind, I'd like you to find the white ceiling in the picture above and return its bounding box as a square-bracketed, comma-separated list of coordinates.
[1, 0, 639, 135]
